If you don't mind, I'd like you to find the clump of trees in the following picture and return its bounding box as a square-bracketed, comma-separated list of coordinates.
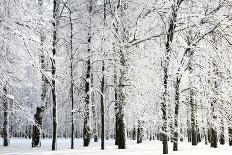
[1, 0, 232, 154]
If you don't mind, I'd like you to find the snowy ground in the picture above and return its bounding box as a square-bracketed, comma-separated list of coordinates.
[0, 138, 232, 155]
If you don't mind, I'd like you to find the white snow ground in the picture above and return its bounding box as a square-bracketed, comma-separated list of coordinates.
[0, 138, 231, 155]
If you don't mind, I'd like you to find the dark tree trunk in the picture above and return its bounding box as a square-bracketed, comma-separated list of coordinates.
[219, 120, 225, 145]
[101, 61, 105, 150]
[187, 120, 191, 143]
[83, 59, 91, 147]
[210, 99, 217, 148]
[173, 76, 180, 151]
[32, 107, 44, 147]
[3, 86, 9, 146]
[51, 0, 59, 150]
[208, 128, 211, 143]
[204, 128, 208, 145]
[117, 103, 126, 149]
[114, 66, 119, 146]
[197, 127, 201, 143]
[69, 6, 75, 149]
[210, 128, 217, 148]
[117, 52, 126, 149]
[228, 127, 232, 146]
[83, 0, 92, 147]
[92, 101, 98, 142]
[161, 0, 183, 153]
[190, 88, 197, 146]
[132, 127, 136, 140]
[137, 120, 143, 144]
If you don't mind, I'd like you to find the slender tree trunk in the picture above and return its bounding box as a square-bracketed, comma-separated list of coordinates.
[228, 127, 232, 146]
[161, 1, 184, 153]
[101, 61, 105, 150]
[114, 67, 119, 145]
[204, 128, 208, 145]
[187, 47, 197, 146]
[210, 99, 217, 148]
[190, 88, 197, 145]
[219, 119, 225, 145]
[92, 97, 98, 142]
[3, 86, 9, 146]
[68, 6, 75, 150]
[210, 63, 218, 148]
[187, 119, 191, 143]
[51, 0, 59, 150]
[137, 120, 143, 144]
[132, 126, 136, 140]
[173, 76, 180, 151]
[83, 0, 93, 147]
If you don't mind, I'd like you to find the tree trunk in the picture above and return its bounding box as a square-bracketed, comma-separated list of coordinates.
[173, 76, 180, 151]
[83, 59, 91, 147]
[137, 120, 143, 144]
[114, 67, 119, 145]
[101, 61, 105, 150]
[219, 120, 225, 145]
[228, 127, 232, 146]
[69, 5, 75, 149]
[32, 0, 46, 148]
[210, 128, 217, 148]
[132, 126, 136, 140]
[51, 0, 59, 150]
[3, 86, 9, 146]
[32, 107, 44, 147]
[117, 55, 126, 149]
[83, 0, 92, 147]
[210, 101, 217, 148]
[190, 88, 197, 146]
[161, 1, 183, 153]
[92, 98, 98, 142]
[187, 119, 191, 143]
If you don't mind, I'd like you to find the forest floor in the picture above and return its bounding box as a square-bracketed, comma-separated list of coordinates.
[0, 138, 231, 155]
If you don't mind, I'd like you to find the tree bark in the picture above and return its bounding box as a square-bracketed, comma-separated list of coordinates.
[117, 52, 126, 149]
[137, 120, 143, 144]
[114, 67, 119, 145]
[173, 76, 180, 151]
[32, 0, 46, 148]
[3, 85, 9, 146]
[51, 0, 59, 150]
[210, 99, 217, 148]
[32, 107, 44, 147]
[83, 59, 91, 147]
[190, 88, 197, 146]
[228, 127, 232, 146]
[101, 61, 105, 150]
[161, 1, 184, 153]
[68, 4, 75, 149]
[219, 120, 225, 145]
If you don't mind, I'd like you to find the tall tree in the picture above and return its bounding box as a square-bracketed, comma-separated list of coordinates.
[173, 73, 181, 151]
[51, 0, 60, 150]
[101, 61, 105, 150]
[83, 0, 93, 147]
[161, 0, 184, 153]
[32, 0, 47, 148]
